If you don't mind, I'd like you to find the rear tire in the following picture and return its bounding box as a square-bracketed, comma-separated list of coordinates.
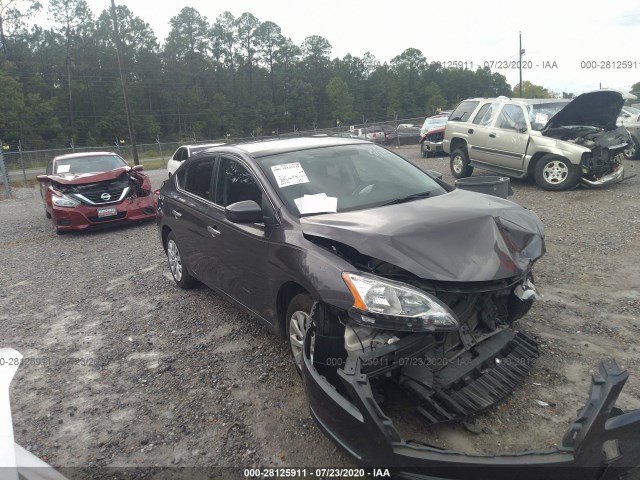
[450, 147, 473, 178]
[533, 155, 579, 191]
[166, 232, 196, 289]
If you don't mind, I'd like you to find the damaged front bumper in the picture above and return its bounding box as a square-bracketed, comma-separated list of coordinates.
[580, 163, 625, 188]
[302, 332, 640, 479]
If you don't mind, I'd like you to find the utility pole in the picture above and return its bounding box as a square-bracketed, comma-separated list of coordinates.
[110, 0, 139, 165]
[519, 32, 525, 97]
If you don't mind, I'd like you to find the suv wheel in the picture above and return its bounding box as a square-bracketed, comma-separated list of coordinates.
[421, 142, 429, 158]
[534, 155, 579, 191]
[450, 147, 473, 178]
[623, 136, 639, 160]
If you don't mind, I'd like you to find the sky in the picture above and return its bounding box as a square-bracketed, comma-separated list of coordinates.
[43, 0, 640, 97]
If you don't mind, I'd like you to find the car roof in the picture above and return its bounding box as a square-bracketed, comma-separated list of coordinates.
[53, 151, 119, 161]
[461, 96, 570, 107]
[183, 143, 226, 149]
[207, 136, 368, 158]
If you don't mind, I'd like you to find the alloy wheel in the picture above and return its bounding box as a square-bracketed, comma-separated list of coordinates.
[167, 239, 183, 282]
[542, 160, 568, 185]
[289, 310, 311, 367]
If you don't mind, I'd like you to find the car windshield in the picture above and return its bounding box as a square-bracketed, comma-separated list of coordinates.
[54, 154, 127, 174]
[526, 102, 570, 131]
[624, 107, 640, 115]
[259, 143, 447, 216]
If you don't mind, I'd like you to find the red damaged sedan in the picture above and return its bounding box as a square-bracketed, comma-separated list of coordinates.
[37, 152, 156, 234]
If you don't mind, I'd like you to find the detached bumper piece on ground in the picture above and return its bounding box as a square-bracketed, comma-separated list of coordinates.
[303, 332, 640, 479]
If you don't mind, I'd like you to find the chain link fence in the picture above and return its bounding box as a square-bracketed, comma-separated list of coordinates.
[1, 116, 425, 192]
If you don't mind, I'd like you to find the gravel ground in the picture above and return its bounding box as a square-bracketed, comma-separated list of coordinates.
[1, 147, 639, 475]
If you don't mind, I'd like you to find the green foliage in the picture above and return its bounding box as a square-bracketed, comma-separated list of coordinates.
[326, 77, 354, 124]
[511, 80, 557, 99]
[0, 6, 543, 148]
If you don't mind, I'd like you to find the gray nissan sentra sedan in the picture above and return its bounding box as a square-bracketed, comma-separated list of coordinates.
[155, 137, 640, 478]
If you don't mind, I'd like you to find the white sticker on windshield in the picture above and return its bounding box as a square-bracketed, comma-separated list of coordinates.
[534, 113, 549, 125]
[271, 162, 309, 188]
[294, 193, 338, 214]
[56, 164, 70, 173]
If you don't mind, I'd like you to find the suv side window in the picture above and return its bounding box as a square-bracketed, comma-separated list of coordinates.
[496, 104, 526, 130]
[180, 157, 216, 200]
[215, 157, 262, 208]
[472, 103, 498, 126]
[449, 101, 480, 122]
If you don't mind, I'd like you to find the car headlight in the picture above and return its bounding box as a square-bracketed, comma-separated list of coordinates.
[341, 272, 459, 332]
[51, 192, 80, 208]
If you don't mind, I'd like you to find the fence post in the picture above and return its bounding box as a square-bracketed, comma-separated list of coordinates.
[18, 140, 27, 184]
[0, 142, 12, 198]
[156, 136, 164, 164]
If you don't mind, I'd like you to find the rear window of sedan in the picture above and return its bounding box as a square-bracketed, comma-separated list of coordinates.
[259, 143, 446, 216]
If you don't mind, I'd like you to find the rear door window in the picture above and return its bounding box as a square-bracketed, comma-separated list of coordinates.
[179, 157, 216, 200]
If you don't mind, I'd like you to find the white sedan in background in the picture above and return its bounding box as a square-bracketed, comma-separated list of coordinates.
[167, 143, 225, 177]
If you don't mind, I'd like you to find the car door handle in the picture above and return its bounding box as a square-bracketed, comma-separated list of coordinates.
[207, 226, 221, 237]
[489, 133, 496, 138]
[468, 129, 474, 134]
[171, 209, 182, 218]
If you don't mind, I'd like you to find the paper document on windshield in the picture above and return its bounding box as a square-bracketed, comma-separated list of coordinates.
[271, 162, 309, 188]
[294, 193, 338, 214]
[56, 164, 71, 173]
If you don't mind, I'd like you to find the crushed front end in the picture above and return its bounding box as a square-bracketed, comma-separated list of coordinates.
[298, 192, 640, 477]
[44, 167, 156, 231]
[303, 329, 640, 479]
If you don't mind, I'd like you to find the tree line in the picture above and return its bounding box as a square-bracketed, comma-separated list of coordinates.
[0, 0, 518, 150]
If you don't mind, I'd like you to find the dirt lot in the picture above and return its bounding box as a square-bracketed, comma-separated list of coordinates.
[1, 146, 640, 476]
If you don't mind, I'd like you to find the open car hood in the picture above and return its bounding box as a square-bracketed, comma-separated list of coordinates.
[43, 166, 131, 185]
[543, 90, 625, 131]
[300, 189, 545, 282]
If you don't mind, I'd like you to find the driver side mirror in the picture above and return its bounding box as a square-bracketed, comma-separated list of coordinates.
[225, 200, 263, 224]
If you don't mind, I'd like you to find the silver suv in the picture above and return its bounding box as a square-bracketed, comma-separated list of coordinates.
[443, 91, 630, 190]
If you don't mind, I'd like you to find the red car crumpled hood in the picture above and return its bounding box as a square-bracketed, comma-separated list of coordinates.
[45, 166, 132, 185]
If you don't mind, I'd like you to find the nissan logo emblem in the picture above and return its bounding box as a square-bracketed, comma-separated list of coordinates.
[101, 193, 111, 201]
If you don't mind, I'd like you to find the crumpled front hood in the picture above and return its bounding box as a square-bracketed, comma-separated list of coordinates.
[301, 189, 545, 282]
[543, 90, 624, 131]
[46, 166, 131, 185]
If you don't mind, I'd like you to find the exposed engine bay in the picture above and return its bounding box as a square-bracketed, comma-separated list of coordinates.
[543, 125, 629, 177]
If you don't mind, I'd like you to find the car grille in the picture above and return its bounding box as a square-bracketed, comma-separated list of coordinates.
[71, 179, 130, 205]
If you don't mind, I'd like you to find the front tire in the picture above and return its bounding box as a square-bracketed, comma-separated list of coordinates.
[534, 155, 579, 191]
[450, 147, 473, 178]
[286, 293, 314, 373]
[421, 142, 429, 158]
[166, 232, 196, 289]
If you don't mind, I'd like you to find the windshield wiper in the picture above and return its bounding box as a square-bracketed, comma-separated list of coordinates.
[382, 191, 432, 206]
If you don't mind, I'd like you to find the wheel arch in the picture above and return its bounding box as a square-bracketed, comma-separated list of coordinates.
[276, 282, 310, 338]
[449, 137, 468, 154]
[161, 225, 172, 253]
